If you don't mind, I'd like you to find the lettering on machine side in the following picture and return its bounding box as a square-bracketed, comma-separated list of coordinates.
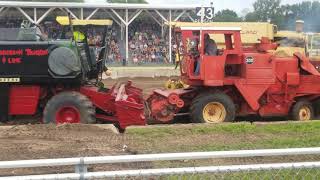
[0, 78, 20, 83]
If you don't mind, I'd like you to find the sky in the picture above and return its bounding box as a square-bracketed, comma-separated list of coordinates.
[147, 0, 312, 13]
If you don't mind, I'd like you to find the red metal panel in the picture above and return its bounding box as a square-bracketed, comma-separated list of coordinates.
[296, 76, 320, 94]
[274, 58, 299, 83]
[259, 102, 289, 117]
[235, 81, 269, 111]
[287, 73, 300, 86]
[115, 100, 145, 129]
[80, 86, 116, 113]
[80, 82, 146, 129]
[202, 55, 226, 86]
[246, 67, 274, 79]
[9, 85, 40, 115]
[243, 53, 275, 85]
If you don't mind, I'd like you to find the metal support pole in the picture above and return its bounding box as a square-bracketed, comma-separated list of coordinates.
[129, 9, 140, 20]
[121, 24, 124, 41]
[155, 9, 168, 23]
[64, 8, 78, 19]
[125, 8, 129, 60]
[75, 158, 87, 180]
[174, 10, 186, 21]
[80, 8, 83, 20]
[187, 13, 195, 22]
[169, 10, 172, 63]
[128, 9, 142, 25]
[59, 8, 67, 14]
[161, 22, 164, 38]
[86, 8, 99, 20]
[110, 8, 126, 25]
[34, 8, 37, 23]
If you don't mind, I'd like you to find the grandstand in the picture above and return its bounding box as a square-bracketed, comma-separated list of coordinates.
[0, 1, 200, 64]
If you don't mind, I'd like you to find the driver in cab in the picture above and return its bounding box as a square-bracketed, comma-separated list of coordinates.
[195, 34, 218, 75]
[204, 33, 217, 55]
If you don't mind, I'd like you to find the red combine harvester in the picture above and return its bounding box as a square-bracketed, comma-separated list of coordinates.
[147, 26, 320, 123]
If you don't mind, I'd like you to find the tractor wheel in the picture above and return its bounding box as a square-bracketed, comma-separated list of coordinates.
[190, 92, 235, 123]
[291, 100, 314, 121]
[43, 92, 96, 124]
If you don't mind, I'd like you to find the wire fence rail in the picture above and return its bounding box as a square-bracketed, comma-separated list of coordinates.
[1, 147, 320, 179]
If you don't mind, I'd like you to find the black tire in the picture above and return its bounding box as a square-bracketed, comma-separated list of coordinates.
[291, 100, 314, 121]
[190, 92, 236, 123]
[43, 91, 96, 124]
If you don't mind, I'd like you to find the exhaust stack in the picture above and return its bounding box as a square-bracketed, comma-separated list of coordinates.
[296, 20, 304, 33]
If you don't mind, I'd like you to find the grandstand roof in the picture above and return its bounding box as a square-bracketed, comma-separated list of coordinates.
[0, 1, 200, 10]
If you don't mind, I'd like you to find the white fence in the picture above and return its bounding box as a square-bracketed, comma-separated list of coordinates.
[1, 147, 320, 179]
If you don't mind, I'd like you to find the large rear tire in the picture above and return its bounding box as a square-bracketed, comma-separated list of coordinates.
[190, 92, 235, 123]
[43, 91, 96, 124]
[291, 100, 314, 121]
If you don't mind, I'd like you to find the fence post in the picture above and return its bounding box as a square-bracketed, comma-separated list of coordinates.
[75, 157, 87, 180]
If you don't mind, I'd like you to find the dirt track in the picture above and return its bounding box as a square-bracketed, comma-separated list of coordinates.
[0, 124, 150, 176]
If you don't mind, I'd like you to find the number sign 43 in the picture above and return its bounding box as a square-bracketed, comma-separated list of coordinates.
[196, 7, 214, 20]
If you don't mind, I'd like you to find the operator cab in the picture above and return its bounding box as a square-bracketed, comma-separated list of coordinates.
[175, 26, 243, 86]
[56, 16, 113, 80]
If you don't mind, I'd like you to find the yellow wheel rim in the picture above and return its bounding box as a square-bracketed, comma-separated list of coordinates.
[203, 102, 227, 123]
[298, 106, 311, 121]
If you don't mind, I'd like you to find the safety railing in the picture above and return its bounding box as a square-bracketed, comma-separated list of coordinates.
[1, 147, 320, 179]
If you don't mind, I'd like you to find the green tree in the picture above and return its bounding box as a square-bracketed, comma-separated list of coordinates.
[214, 9, 242, 22]
[253, 0, 282, 21]
[107, 0, 147, 3]
[245, 0, 284, 28]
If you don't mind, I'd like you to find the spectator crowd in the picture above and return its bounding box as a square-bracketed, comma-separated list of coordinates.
[0, 18, 175, 65]
[128, 20, 169, 64]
